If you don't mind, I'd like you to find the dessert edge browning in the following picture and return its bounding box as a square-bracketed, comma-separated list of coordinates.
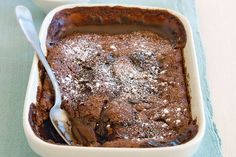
[29, 6, 198, 147]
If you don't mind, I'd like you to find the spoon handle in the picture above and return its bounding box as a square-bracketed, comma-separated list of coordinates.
[15, 5, 61, 107]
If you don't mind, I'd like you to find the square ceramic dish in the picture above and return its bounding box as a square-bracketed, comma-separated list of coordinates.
[23, 4, 205, 157]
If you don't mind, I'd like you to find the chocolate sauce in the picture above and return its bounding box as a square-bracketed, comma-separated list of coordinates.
[39, 119, 66, 144]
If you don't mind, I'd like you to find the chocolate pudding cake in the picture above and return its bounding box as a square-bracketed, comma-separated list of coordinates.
[29, 6, 198, 147]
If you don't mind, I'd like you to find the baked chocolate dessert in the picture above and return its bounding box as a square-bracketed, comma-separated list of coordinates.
[29, 6, 198, 147]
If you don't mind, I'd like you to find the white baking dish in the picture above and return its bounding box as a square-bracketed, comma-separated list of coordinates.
[23, 4, 205, 157]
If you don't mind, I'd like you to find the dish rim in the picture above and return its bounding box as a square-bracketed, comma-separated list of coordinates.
[23, 3, 206, 153]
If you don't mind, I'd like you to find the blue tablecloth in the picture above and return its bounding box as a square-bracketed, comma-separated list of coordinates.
[0, 0, 222, 156]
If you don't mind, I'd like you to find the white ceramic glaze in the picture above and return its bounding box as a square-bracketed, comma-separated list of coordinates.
[23, 4, 205, 157]
[32, 0, 90, 13]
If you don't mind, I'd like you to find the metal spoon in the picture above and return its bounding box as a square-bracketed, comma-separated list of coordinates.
[15, 5, 74, 145]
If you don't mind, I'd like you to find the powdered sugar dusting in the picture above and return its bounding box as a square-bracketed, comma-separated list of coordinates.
[47, 31, 191, 141]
